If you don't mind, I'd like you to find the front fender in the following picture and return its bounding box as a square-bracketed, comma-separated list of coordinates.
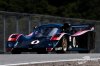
[8, 34, 23, 42]
[6, 34, 23, 52]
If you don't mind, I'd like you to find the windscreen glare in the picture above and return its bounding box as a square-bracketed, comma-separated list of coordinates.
[33, 26, 60, 37]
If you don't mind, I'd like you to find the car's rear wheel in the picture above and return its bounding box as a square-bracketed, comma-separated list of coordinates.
[78, 50, 90, 53]
[62, 37, 68, 52]
[56, 37, 68, 53]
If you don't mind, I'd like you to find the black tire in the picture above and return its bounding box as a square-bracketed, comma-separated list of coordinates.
[78, 50, 90, 53]
[56, 37, 68, 53]
[79, 49, 95, 53]
[37, 48, 48, 54]
[11, 48, 21, 54]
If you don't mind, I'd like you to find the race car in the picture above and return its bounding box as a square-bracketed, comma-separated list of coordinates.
[6, 23, 95, 54]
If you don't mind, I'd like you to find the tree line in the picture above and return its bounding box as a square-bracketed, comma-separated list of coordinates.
[0, 0, 100, 20]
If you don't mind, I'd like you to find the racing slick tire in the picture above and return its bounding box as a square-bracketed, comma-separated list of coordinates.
[37, 48, 48, 54]
[11, 48, 21, 54]
[56, 36, 68, 53]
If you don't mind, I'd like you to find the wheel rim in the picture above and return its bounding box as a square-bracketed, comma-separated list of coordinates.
[62, 38, 67, 52]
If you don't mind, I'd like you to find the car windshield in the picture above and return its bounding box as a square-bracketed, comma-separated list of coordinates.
[33, 26, 60, 37]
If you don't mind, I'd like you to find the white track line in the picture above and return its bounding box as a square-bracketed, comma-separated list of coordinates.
[0, 58, 100, 66]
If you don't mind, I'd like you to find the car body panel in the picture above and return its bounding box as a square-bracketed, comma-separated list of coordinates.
[6, 23, 95, 53]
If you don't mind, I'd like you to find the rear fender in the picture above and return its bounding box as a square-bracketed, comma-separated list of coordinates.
[72, 27, 95, 37]
[72, 30, 91, 37]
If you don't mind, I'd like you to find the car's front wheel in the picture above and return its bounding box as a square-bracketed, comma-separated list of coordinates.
[11, 48, 21, 54]
[37, 48, 48, 54]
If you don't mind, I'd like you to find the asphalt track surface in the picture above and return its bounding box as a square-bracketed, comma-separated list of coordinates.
[0, 54, 100, 66]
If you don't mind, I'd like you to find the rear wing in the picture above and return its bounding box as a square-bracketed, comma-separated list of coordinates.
[71, 24, 95, 36]
[61, 23, 95, 34]
[71, 24, 95, 30]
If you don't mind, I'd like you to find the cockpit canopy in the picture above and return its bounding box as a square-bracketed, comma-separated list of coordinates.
[33, 25, 61, 37]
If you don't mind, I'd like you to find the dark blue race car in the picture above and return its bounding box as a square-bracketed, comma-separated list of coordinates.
[6, 23, 95, 54]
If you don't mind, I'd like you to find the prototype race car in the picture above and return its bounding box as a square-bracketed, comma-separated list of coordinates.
[6, 23, 95, 54]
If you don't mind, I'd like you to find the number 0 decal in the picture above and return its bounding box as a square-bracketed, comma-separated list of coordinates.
[31, 40, 40, 44]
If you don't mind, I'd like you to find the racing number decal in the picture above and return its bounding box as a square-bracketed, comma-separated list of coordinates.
[31, 40, 40, 44]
